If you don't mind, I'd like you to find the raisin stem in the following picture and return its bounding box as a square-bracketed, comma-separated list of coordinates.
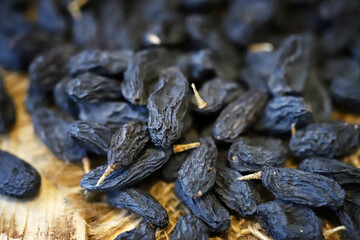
[324, 226, 346, 238]
[82, 157, 90, 174]
[68, 0, 88, 19]
[237, 171, 262, 181]
[96, 164, 115, 186]
[248, 43, 274, 53]
[291, 123, 296, 135]
[191, 83, 207, 109]
[173, 142, 200, 153]
[247, 223, 272, 240]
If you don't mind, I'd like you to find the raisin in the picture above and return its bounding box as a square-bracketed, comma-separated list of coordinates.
[193, 78, 242, 114]
[228, 137, 287, 172]
[174, 180, 230, 233]
[72, 10, 99, 48]
[299, 157, 360, 185]
[257, 200, 323, 240]
[190, 50, 217, 82]
[213, 165, 258, 217]
[25, 83, 53, 115]
[69, 121, 113, 156]
[28, 45, 76, 91]
[257, 167, 345, 208]
[178, 137, 217, 198]
[255, 96, 313, 135]
[67, 49, 133, 77]
[107, 188, 169, 227]
[289, 122, 359, 158]
[80, 148, 171, 192]
[0, 75, 16, 133]
[53, 77, 79, 117]
[268, 34, 312, 96]
[121, 48, 174, 105]
[32, 108, 86, 162]
[170, 215, 209, 240]
[114, 222, 156, 240]
[148, 67, 189, 148]
[66, 73, 122, 103]
[37, 0, 67, 35]
[212, 90, 268, 142]
[0, 150, 41, 199]
[78, 101, 148, 129]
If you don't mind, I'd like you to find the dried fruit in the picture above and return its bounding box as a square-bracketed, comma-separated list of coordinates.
[66, 73, 122, 103]
[254, 96, 313, 135]
[170, 215, 209, 240]
[114, 222, 156, 240]
[69, 121, 113, 155]
[228, 137, 287, 172]
[80, 148, 171, 192]
[0, 150, 41, 199]
[32, 108, 86, 162]
[178, 137, 217, 198]
[257, 200, 323, 240]
[289, 122, 359, 158]
[148, 67, 189, 148]
[174, 180, 230, 233]
[0, 75, 16, 133]
[212, 90, 268, 142]
[213, 165, 258, 217]
[122, 48, 174, 105]
[53, 77, 79, 117]
[107, 188, 168, 227]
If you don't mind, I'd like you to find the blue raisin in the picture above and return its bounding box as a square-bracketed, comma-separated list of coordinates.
[170, 215, 209, 240]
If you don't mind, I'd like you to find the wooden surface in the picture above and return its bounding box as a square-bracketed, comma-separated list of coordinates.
[1, 72, 357, 240]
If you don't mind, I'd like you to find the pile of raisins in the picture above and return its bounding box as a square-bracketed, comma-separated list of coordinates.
[1, 0, 360, 239]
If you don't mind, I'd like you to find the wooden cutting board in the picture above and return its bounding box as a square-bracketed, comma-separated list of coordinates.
[1, 72, 356, 240]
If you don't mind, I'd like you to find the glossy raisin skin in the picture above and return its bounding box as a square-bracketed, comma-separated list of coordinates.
[171, 215, 209, 240]
[255, 96, 313, 135]
[107, 121, 150, 168]
[78, 102, 148, 129]
[212, 90, 267, 142]
[53, 77, 79, 117]
[69, 121, 113, 155]
[299, 157, 360, 185]
[68, 49, 133, 77]
[0, 151, 41, 199]
[174, 180, 230, 233]
[257, 200, 323, 240]
[228, 137, 286, 172]
[262, 167, 345, 208]
[80, 148, 171, 192]
[289, 122, 359, 158]
[114, 222, 156, 240]
[194, 78, 242, 114]
[213, 165, 258, 217]
[148, 67, 189, 148]
[66, 73, 122, 103]
[178, 137, 217, 198]
[107, 188, 169, 227]
[0, 76, 16, 133]
[122, 48, 174, 105]
[32, 108, 86, 162]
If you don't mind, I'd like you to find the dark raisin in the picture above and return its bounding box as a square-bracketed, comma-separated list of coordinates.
[121, 48, 174, 105]
[257, 200, 323, 240]
[212, 90, 268, 142]
[114, 222, 156, 240]
[107, 188, 168, 227]
[213, 165, 258, 217]
[190, 50, 217, 82]
[254, 96, 313, 135]
[228, 137, 286, 172]
[174, 180, 230, 233]
[0, 150, 41, 199]
[289, 122, 359, 158]
[170, 215, 209, 240]
[148, 67, 189, 148]
[0, 75, 16, 133]
[178, 137, 217, 198]
[53, 77, 79, 117]
[66, 73, 122, 103]
[80, 148, 171, 192]
[69, 121, 113, 156]
[25, 83, 53, 115]
[32, 108, 86, 162]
